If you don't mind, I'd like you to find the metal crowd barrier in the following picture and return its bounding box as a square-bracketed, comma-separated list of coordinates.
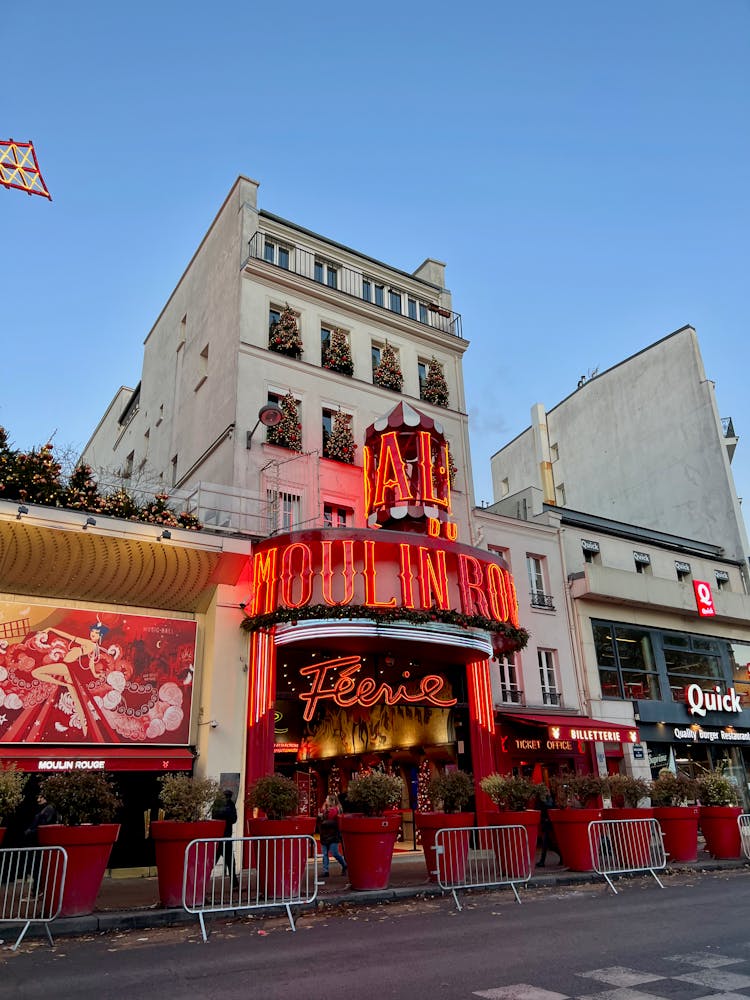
[588, 818, 666, 894]
[0, 845, 68, 950]
[183, 835, 318, 942]
[738, 814, 750, 859]
[435, 824, 531, 911]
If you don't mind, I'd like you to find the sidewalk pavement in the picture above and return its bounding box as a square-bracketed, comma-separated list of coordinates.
[6, 848, 749, 943]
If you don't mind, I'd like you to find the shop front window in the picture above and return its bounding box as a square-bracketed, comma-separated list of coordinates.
[664, 638, 723, 704]
[729, 641, 750, 707]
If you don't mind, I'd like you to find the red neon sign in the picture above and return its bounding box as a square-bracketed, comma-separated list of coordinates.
[298, 655, 457, 722]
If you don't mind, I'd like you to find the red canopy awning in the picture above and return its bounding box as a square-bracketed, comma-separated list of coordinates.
[500, 712, 639, 745]
[0, 746, 195, 773]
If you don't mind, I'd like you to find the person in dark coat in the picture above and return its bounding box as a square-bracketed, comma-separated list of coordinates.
[317, 794, 347, 878]
[24, 793, 59, 896]
[214, 789, 239, 887]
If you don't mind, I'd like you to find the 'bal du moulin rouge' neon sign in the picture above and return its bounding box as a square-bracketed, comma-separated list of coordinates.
[298, 655, 457, 722]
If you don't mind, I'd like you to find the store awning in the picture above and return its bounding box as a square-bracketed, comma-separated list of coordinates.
[500, 713, 640, 745]
[0, 746, 196, 773]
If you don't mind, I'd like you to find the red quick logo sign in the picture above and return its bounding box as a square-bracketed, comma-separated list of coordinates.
[693, 580, 716, 617]
[687, 684, 742, 716]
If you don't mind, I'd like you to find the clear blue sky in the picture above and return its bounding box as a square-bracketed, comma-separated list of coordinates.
[3, 2, 748, 530]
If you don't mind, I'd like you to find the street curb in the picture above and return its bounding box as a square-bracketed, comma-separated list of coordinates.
[6, 858, 749, 943]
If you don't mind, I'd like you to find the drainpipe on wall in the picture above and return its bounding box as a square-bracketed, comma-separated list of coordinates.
[531, 403, 556, 505]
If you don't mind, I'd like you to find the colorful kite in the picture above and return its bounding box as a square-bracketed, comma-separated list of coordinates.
[1, 139, 51, 200]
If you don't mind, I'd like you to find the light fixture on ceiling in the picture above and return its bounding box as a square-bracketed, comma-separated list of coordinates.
[246, 402, 284, 448]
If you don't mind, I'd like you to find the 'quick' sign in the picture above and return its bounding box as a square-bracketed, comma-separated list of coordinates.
[687, 683, 742, 717]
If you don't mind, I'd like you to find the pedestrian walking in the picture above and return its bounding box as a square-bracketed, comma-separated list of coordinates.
[318, 794, 347, 878]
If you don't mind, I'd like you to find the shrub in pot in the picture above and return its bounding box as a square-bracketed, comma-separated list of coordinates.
[340, 772, 404, 890]
[478, 774, 545, 876]
[246, 774, 316, 898]
[548, 772, 608, 872]
[0, 764, 27, 846]
[151, 773, 222, 907]
[602, 773, 654, 866]
[650, 770, 700, 862]
[416, 769, 474, 883]
[37, 771, 121, 916]
[606, 774, 651, 811]
[696, 771, 742, 860]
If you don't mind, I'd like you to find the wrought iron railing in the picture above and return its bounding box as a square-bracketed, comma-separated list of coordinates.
[246, 232, 463, 339]
[530, 590, 555, 610]
[542, 690, 562, 707]
[498, 685, 525, 706]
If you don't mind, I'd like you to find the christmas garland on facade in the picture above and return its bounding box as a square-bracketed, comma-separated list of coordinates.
[240, 601, 529, 650]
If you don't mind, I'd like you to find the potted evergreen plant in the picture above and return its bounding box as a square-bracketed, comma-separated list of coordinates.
[650, 770, 700, 862]
[246, 774, 316, 897]
[548, 772, 609, 872]
[151, 773, 222, 907]
[478, 774, 545, 875]
[0, 764, 27, 847]
[696, 770, 742, 860]
[37, 771, 121, 916]
[415, 769, 474, 882]
[339, 772, 404, 890]
[605, 774, 653, 817]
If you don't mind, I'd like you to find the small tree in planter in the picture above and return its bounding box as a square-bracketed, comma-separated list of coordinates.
[0, 765, 27, 844]
[373, 341, 403, 392]
[417, 770, 474, 883]
[651, 770, 700, 862]
[606, 774, 651, 811]
[340, 773, 404, 890]
[266, 391, 302, 452]
[37, 772, 122, 916]
[322, 327, 354, 376]
[479, 774, 546, 876]
[696, 770, 743, 860]
[151, 774, 222, 908]
[246, 774, 315, 897]
[548, 772, 609, 872]
[269, 304, 303, 358]
[420, 357, 449, 408]
[323, 410, 356, 464]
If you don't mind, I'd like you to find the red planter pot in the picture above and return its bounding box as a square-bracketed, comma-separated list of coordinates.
[246, 816, 316, 898]
[38, 823, 120, 916]
[699, 806, 743, 860]
[0, 828, 5, 847]
[653, 806, 700, 863]
[477, 809, 540, 877]
[151, 819, 224, 908]
[549, 808, 602, 871]
[339, 813, 401, 890]
[415, 812, 474, 883]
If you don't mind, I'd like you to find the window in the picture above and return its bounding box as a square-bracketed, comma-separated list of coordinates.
[195, 343, 208, 391]
[582, 539, 600, 564]
[374, 284, 385, 307]
[322, 407, 333, 453]
[267, 490, 301, 534]
[488, 544, 511, 569]
[408, 298, 417, 320]
[320, 326, 331, 364]
[323, 504, 351, 528]
[675, 560, 692, 583]
[550, 443, 559, 462]
[634, 551, 651, 575]
[156, 404, 164, 427]
[269, 307, 281, 331]
[371, 344, 382, 373]
[500, 478, 510, 497]
[538, 650, 560, 706]
[418, 302, 428, 324]
[388, 289, 402, 314]
[263, 240, 290, 268]
[593, 622, 660, 700]
[664, 632, 723, 703]
[498, 655, 523, 705]
[171, 455, 178, 487]
[418, 360, 428, 398]
[314, 260, 338, 287]
[555, 482, 566, 506]
[123, 451, 134, 479]
[729, 642, 750, 707]
[362, 278, 372, 302]
[527, 555, 554, 610]
[715, 569, 730, 592]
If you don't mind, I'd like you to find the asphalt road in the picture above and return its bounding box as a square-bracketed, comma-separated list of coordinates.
[6, 869, 750, 1000]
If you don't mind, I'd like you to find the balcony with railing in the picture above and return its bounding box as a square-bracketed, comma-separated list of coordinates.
[530, 590, 555, 611]
[245, 232, 462, 339]
[497, 684, 525, 707]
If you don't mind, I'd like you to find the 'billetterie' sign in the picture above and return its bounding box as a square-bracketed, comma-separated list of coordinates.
[246, 528, 519, 626]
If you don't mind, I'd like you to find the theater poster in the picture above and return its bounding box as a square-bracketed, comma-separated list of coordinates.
[0, 603, 197, 745]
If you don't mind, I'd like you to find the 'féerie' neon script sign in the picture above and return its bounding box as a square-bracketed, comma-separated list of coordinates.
[298, 655, 457, 721]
